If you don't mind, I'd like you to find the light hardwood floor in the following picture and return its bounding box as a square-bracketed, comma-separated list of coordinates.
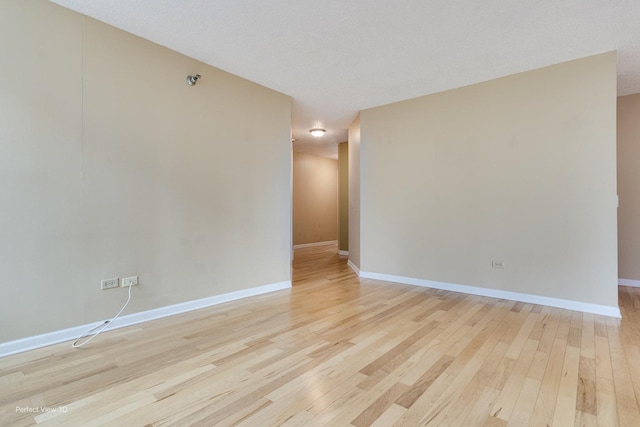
[2, 244, 640, 426]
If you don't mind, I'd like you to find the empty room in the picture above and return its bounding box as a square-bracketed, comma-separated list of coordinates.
[2, 0, 640, 426]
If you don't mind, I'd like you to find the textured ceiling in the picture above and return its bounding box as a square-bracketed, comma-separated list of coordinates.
[51, 0, 640, 159]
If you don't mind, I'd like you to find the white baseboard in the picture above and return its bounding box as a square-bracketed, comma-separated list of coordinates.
[347, 260, 360, 276]
[0, 280, 291, 358]
[338, 250, 349, 256]
[619, 278, 640, 288]
[293, 240, 338, 249]
[359, 271, 621, 318]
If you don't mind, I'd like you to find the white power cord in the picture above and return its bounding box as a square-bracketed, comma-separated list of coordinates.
[72, 283, 133, 348]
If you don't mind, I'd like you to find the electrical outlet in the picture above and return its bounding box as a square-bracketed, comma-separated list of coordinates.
[491, 260, 505, 269]
[101, 278, 119, 290]
[121, 276, 138, 287]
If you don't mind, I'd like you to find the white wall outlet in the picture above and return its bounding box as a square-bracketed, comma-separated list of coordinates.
[492, 260, 505, 269]
[101, 278, 119, 290]
[121, 276, 138, 287]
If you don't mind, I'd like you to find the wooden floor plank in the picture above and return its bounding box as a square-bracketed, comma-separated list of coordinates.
[607, 324, 640, 427]
[491, 338, 539, 422]
[551, 345, 581, 427]
[506, 377, 541, 427]
[576, 356, 597, 416]
[369, 403, 406, 427]
[529, 337, 568, 426]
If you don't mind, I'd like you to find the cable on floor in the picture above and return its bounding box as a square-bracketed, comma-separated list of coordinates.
[72, 283, 133, 348]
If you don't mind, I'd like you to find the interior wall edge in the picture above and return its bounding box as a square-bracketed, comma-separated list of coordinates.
[0, 280, 292, 358]
[360, 271, 621, 318]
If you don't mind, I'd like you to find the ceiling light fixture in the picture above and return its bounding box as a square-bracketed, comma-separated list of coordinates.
[186, 74, 201, 86]
[309, 128, 325, 137]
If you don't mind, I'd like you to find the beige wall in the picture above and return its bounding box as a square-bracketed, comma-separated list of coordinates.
[360, 52, 618, 308]
[292, 152, 338, 245]
[348, 115, 361, 269]
[618, 93, 640, 281]
[0, 0, 291, 342]
[338, 142, 349, 252]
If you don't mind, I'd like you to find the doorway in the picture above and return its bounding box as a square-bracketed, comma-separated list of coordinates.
[291, 142, 348, 263]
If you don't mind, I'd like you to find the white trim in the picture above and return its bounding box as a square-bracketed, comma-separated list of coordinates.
[347, 260, 360, 276]
[619, 278, 640, 288]
[0, 281, 291, 358]
[338, 250, 349, 256]
[359, 271, 621, 318]
[293, 240, 338, 249]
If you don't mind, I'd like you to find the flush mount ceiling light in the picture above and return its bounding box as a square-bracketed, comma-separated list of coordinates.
[309, 128, 325, 137]
[186, 74, 201, 86]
